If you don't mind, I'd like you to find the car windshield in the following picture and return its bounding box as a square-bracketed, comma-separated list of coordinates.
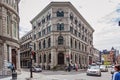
[90, 66, 100, 69]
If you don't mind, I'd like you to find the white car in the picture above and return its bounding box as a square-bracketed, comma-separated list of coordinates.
[32, 66, 42, 72]
[100, 65, 108, 72]
[86, 65, 101, 77]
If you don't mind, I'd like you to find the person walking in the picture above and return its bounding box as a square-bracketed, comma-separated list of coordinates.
[112, 64, 120, 80]
[10, 63, 15, 73]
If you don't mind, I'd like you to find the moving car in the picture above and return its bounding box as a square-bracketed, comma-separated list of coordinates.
[32, 66, 42, 72]
[86, 65, 101, 76]
[100, 65, 108, 72]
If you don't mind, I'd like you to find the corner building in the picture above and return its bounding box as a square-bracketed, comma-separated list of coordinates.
[0, 0, 21, 75]
[30, 2, 94, 69]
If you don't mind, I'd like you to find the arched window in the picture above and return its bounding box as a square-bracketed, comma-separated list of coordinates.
[57, 10, 64, 17]
[43, 40, 46, 48]
[43, 54, 46, 63]
[48, 38, 51, 47]
[48, 53, 51, 63]
[57, 23, 64, 31]
[39, 41, 41, 49]
[58, 36, 64, 45]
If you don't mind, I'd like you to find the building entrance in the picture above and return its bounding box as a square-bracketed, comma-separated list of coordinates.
[12, 49, 17, 69]
[58, 53, 64, 65]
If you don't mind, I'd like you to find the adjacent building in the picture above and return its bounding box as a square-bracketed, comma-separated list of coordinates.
[20, 2, 94, 69]
[0, 0, 21, 75]
[20, 30, 32, 68]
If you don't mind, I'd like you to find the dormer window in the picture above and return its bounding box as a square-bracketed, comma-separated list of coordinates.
[57, 10, 64, 17]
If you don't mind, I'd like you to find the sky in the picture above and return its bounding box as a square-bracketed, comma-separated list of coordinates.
[19, 0, 120, 51]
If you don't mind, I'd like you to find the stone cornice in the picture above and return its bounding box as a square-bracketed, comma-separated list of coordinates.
[0, 2, 20, 21]
[0, 35, 19, 44]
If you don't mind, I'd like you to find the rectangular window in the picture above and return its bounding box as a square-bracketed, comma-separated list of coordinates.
[34, 34, 36, 39]
[42, 29, 45, 36]
[39, 32, 41, 37]
[75, 30, 77, 36]
[70, 27, 73, 33]
[14, 22, 17, 37]
[7, 15, 10, 34]
[47, 26, 51, 34]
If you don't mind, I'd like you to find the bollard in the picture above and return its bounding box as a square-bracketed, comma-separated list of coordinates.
[12, 72, 17, 80]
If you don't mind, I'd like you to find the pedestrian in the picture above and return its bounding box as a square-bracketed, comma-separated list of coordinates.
[75, 63, 78, 71]
[68, 63, 71, 72]
[112, 64, 120, 80]
[10, 63, 15, 73]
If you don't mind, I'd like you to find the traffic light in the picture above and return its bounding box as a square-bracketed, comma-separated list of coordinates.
[32, 51, 36, 62]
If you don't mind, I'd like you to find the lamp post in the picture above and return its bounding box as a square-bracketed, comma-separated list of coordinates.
[29, 43, 33, 78]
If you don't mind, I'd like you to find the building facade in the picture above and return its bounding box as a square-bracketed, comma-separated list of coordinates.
[20, 2, 94, 70]
[0, 0, 20, 75]
[92, 47, 99, 63]
[20, 31, 32, 68]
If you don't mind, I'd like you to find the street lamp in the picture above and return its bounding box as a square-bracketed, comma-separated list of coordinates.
[29, 42, 33, 78]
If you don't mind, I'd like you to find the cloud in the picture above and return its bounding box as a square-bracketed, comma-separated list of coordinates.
[19, 26, 32, 38]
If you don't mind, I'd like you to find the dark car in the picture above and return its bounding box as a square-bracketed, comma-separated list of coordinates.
[32, 66, 42, 72]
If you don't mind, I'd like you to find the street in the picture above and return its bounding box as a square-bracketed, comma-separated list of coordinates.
[0, 69, 112, 80]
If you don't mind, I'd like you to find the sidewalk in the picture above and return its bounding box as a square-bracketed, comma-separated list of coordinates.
[0, 69, 86, 80]
[0, 71, 46, 80]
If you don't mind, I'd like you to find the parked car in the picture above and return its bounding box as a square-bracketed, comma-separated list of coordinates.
[86, 65, 101, 77]
[32, 66, 42, 72]
[100, 65, 108, 72]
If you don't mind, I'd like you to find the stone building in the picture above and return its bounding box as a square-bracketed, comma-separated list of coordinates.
[0, 0, 21, 75]
[92, 47, 99, 63]
[20, 30, 32, 68]
[20, 2, 94, 70]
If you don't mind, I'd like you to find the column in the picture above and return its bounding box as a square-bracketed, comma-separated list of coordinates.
[17, 48, 21, 71]
[3, 43, 8, 75]
[9, 46, 12, 62]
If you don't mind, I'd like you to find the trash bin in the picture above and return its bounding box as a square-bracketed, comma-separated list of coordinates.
[12, 72, 17, 80]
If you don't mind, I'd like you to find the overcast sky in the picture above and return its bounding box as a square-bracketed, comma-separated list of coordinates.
[19, 0, 120, 51]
